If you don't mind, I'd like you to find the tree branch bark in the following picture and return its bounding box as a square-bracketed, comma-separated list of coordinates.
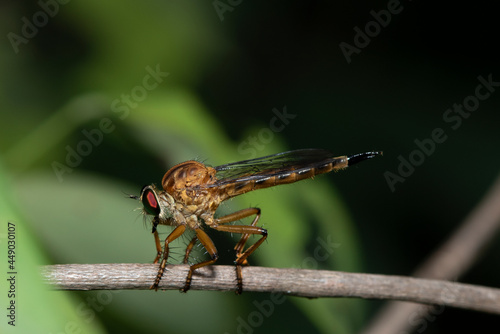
[41, 263, 500, 315]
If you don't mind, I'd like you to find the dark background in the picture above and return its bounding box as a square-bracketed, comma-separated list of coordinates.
[1, 1, 499, 333]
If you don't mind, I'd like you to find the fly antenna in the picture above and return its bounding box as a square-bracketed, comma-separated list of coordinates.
[122, 190, 139, 200]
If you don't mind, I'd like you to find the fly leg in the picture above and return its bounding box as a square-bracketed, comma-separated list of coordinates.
[183, 236, 198, 264]
[152, 228, 162, 264]
[182, 228, 218, 293]
[217, 208, 261, 265]
[152, 217, 174, 264]
[212, 208, 267, 294]
[151, 224, 186, 291]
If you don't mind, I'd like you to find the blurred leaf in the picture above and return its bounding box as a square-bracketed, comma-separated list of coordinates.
[0, 160, 104, 334]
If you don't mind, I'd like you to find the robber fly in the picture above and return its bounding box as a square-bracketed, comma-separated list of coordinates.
[132, 149, 381, 294]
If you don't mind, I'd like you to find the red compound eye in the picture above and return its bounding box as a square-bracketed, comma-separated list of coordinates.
[146, 191, 157, 207]
[142, 188, 160, 216]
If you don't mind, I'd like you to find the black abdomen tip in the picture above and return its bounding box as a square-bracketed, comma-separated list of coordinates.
[347, 151, 383, 166]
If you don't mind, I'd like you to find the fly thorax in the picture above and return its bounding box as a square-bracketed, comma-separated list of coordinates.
[157, 192, 175, 223]
[162, 161, 216, 193]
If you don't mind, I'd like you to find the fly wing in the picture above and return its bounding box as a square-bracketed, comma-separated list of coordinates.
[205, 148, 336, 188]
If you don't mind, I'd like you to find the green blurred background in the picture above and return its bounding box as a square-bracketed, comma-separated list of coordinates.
[1, 1, 499, 333]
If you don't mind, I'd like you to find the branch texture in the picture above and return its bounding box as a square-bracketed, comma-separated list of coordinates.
[41, 264, 500, 315]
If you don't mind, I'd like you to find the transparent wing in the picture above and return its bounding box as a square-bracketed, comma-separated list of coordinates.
[204, 148, 337, 188]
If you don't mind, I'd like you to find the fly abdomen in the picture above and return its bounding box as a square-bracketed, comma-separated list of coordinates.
[223, 156, 350, 198]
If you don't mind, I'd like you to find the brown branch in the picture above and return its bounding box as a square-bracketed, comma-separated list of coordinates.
[40, 263, 500, 315]
[362, 172, 500, 334]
